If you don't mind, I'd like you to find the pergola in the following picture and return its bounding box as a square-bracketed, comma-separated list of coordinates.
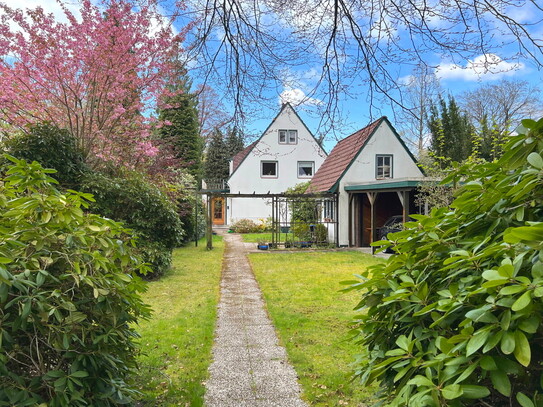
[201, 192, 338, 249]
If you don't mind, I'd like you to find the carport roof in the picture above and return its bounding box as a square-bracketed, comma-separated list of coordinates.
[344, 178, 429, 192]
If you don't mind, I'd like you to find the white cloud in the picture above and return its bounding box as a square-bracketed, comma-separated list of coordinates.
[1, 0, 82, 23]
[279, 88, 322, 107]
[435, 54, 525, 81]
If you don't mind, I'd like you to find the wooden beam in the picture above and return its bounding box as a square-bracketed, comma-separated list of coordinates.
[367, 192, 377, 255]
[348, 193, 354, 246]
[402, 190, 409, 223]
[206, 194, 213, 250]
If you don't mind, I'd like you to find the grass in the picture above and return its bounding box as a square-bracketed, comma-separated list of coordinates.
[132, 236, 224, 406]
[240, 232, 273, 243]
[249, 250, 383, 407]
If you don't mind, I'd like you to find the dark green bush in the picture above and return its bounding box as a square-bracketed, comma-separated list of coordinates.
[81, 171, 183, 249]
[350, 118, 543, 406]
[2, 123, 87, 188]
[314, 223, 328, 244]
[81, 172, 184, 277]
[0, 156, 150, 406]
[291, 222, 311, 242]
[135, 241, 172, 281]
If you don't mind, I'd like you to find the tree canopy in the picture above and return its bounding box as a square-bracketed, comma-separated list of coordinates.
[0, 0, 184, 169]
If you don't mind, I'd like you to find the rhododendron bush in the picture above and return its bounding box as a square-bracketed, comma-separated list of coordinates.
[0, 0, 185, 169]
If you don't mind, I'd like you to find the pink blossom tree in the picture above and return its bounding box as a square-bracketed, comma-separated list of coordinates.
[0, 0, 186, 169]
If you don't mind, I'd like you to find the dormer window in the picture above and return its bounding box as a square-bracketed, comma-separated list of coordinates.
[376, 155, 393, 179]
[279, 129, 297, 144]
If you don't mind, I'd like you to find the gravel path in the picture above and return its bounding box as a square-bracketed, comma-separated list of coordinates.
[204, 232, 307, 407]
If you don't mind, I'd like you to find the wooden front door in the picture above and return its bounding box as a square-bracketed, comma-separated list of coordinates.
[212, 197, 225, 225]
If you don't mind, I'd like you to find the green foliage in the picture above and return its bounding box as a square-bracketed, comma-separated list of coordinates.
[81, 172, 184, 277]
[314, 223, 328, 244]
[158, 66, 203, 180]
[285, 182, 319, 223]
[2, 123, 87, 188]
[134, 242, 172, 281]
[291, 222, 311, 242]
[428, 95, 474, 166]
[351, 118, 543, 406]
[0, 156, 150, 406]
[203, 128, 230, 182]
[224, 126, 245, 159]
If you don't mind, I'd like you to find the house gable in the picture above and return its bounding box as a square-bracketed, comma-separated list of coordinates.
[339, 117, 424, 187]
[227, 103, 327, 194]
[310, 117, 384, 193]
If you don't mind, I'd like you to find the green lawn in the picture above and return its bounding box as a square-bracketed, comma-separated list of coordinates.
[240, 232, 273, 243]
[132, 236, 224, 406]
[249, 250, 383, 407]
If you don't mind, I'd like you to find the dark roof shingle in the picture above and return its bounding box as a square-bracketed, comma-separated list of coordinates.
[310, 117, 385, 192]
[231, 141, 257, 174]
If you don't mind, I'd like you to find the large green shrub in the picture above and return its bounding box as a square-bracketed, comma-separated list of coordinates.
[350, 118, 543, 406]
[81, 172, 184, 278]
[0, 156, 150, 406]
[2, 123, 87, 188]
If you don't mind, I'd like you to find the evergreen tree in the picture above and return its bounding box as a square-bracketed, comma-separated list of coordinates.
[158, 65, 204, 180]
[204, 128, 230, 182]
[225, 126, 245, 160]
[428, 95, 474, 166]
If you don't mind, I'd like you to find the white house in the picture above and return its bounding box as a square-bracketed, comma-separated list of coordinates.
[210, 103, 327, 225]
[310, 116, 425, 247]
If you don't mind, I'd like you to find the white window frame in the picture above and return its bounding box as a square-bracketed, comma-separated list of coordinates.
[278, 129, 298, 144]
[297, 161, 315, 178]
[376, 154, 393, 179]
[261, 161, 278, 178]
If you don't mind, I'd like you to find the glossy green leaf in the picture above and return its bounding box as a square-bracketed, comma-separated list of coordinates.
[490, 370, 511, 397]
[527, 152, 543, 169]
[460, 385, 490, 399]
[512, 291, 532, 312]
[516, 392, 535, 407]
[442, 384, 463, 400]
[466, 330, 489, 356]
[501, 331, 515, 355]
[514, 330, 531, 367]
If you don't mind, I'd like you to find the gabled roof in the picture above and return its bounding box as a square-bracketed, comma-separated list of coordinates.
[310, 117, 385, 193]
[228, 102, 326, 178]
[232, 141, 257, 174]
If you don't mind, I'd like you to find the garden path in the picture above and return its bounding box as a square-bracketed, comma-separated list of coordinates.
[204, 232, 307, 407]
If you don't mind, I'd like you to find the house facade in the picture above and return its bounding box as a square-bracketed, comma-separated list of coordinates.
[211, 103, 327, 225]
[310, 116, 425, 247]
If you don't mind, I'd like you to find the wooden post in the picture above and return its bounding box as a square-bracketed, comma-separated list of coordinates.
[402, 190, 409, 223]
[367, 192, 377, 255]
[348, 193, 353, 246]
[206, 194, 213, 250]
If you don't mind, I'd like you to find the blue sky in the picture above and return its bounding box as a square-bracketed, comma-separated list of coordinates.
[4, 0, 543, 153]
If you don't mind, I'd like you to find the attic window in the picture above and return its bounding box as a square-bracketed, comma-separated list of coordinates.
[261, 161, 278, 177]
[376, 155, 393, 179]
[298, 161, 314, 178]
[279, 129, 297, 144]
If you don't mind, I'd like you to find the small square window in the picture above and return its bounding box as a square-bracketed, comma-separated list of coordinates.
[298, 161, 314, 178]
[261, 161, 278, 177]
[376, 155, 393, 179]
[279, 129, 297, 144]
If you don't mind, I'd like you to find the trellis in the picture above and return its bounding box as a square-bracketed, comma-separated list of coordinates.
[201, 192, 338, 249]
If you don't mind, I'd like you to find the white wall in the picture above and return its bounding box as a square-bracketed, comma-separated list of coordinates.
[227, 105, 327, 223]
[336, 122, 424, 246]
